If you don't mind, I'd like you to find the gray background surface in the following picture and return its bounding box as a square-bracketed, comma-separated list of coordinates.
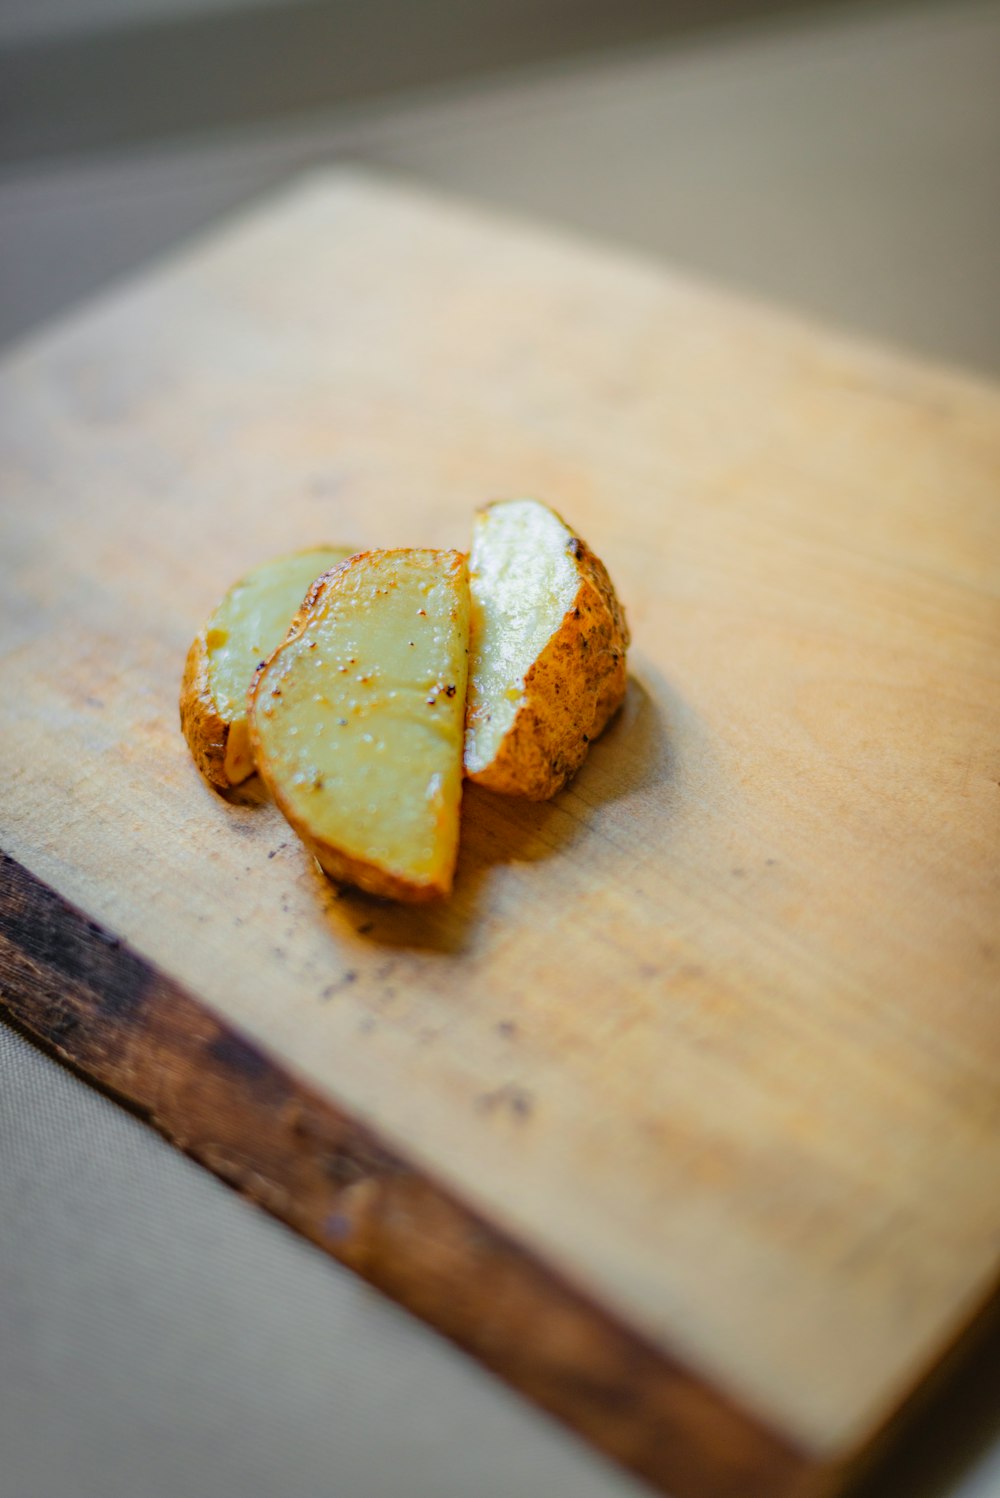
[2, 3, 1000, 1496]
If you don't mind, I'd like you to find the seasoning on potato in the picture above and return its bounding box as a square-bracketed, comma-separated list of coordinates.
[248, 549, 470, 903]
[463, 498, 629, 800]
[180, 545, 355, 789]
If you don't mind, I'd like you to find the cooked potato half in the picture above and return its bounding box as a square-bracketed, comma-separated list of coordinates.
[249, 550, 470, 902]
[180, 546, 354, 789]
[464, 499, 629, 799]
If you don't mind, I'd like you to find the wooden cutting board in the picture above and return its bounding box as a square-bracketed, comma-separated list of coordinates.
[1, 170, 998, 1498]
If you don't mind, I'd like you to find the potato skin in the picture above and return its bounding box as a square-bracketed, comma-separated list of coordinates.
[281, 821, 448, 903]
[248, 557, 459, 904]
[179, 627, 236, 790]
[467, 529, 630, 801]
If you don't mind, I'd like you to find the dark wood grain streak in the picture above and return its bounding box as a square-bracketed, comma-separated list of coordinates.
[0, 850, 821, 1498]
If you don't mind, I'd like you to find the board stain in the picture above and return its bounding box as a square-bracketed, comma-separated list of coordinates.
[0, 853, 150, 1019]
[204, 1028, 284, 1089]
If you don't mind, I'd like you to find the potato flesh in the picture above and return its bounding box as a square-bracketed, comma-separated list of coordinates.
[464, 500, 578, 775]
[206, 547, 352, 781]
[208, 547, 353, 717]
[253, 551, 469, 893]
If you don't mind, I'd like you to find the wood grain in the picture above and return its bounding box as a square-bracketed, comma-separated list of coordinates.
[1, 170, 999, 1497]
[0, 850, 815, 1498]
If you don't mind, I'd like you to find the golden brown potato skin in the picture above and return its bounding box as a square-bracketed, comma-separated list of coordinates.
[467, 530, 630, 801]
[248, 558, 462, 904]
[280, 823, 445, 904]
[179, 627, 234, 790]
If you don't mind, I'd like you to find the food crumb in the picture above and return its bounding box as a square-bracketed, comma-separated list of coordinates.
[477, 1084, 533, 1119]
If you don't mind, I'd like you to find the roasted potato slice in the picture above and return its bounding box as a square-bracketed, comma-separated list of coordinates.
[249, 550, 470, 902]
[464, 499, 629, 799]
[180, 546, 354, 788]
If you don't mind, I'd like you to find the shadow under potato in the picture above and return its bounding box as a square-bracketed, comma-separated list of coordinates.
[320, 668, 677, 954]
[210, 660, 683, 954]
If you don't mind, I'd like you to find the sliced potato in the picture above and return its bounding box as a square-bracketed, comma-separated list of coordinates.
[464, 499, 629, 800]
[180, 546, 354, 788]
[249, 549, 470, 902]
